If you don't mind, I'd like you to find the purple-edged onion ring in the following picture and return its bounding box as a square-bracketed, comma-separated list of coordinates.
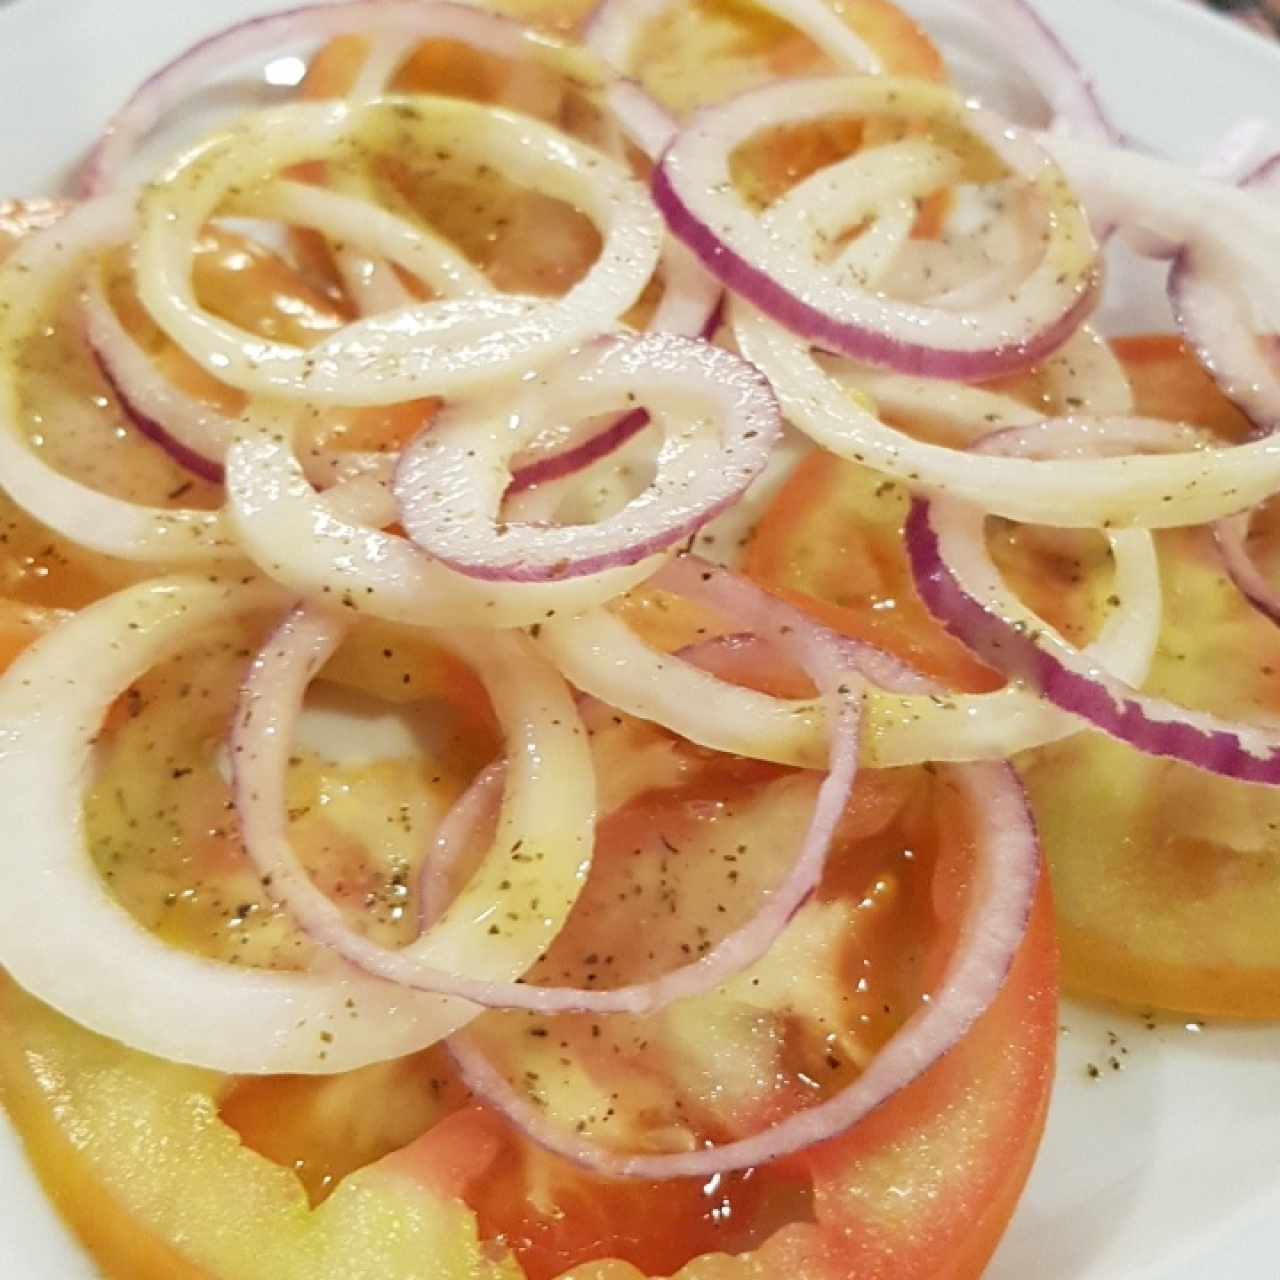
[393, 333, 780, 583]
[228, 554, 863, 1017]
[449, 756, 1040, 1178]
[907, 421, 1280, 786]
[656, 76, 1099, 380]
[81, 0, 593, 194]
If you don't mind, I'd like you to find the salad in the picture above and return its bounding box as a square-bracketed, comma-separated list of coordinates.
[0, 0, 1277, 1276]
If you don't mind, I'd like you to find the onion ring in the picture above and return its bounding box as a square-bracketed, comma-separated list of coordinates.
[0, 193, 237, 563]
[393, 333, 780, 582]
[449, 757, 1040, 1178]
[0, 577, 520, 1074]
[81, 0, 600, 194]
[907, 421, 1280, 786]
[656, 76, 1099, 380]
[228, 556, 863, 1017]
[225, 400, 668, 627]
[135, 95, 662, 404]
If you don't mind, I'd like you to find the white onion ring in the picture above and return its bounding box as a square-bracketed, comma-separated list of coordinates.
[0, 193, 237, 563]
[229, 555, 862, 1016]
[135, 95, 662, 405]
[450, 756, 1039, 1178]
[225, 400, 667, 627]
[0, 576, 521, 1075]
[393, 333, 780, 582]
[656, 77, 1099, 380]
[81, 0, 598, 194]
[83, 170, 490, 487]
[733, 294, 1280, 529]
[763, 138, 964, 292]
[536, 522, 1160, 768]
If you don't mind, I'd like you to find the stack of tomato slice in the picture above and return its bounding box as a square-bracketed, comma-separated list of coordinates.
[0, 1, 1277, 1278]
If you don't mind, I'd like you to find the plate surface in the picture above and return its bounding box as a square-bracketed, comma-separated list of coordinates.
[0, 0, 1278, 1275]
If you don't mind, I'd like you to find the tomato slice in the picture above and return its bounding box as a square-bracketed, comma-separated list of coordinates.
[0, 718, 1056, 1280]
[745, 452, 1002, 690]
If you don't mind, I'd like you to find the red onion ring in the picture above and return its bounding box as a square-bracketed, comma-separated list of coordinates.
[230, 555, 863, 1017]
[84, 271, 393, 489]
[393, 333, 780, 582]
[1167, 153, 1280, 435]
[906, 421, 1280, 786]
[1215, 508, 1280, 628]
[954, 0, 1119, 143]
[535, 505, 1161, 769]
[655, 76, 1099, 380]
[0, 192, 236, 563]
[449, 756, 1040, 1179]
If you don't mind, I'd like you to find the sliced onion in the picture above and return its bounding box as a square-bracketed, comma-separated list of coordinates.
[656, 77, 1098, 380]
[135, 95, 661, 405]
[0, 576, 512, 1074]
[1215, 507, 1280, 627]
[393, 334, 780, 582]
[232, 608, 628, 1009]
[450, 757, 1039, 1178]
[0, 193, 237, 563]
[84, 271, 395, 489]
[229, 555, 862, 1017]
[225, 401, 667, 626]
[536, 530, 1159, 768]
[907, 420, 1280, 785]
[82, 169, 492, 487]
[583, 0, 881, 77]
[953, 0, 1118, 142]
[734, 295, 1280, 528]
[81, 0, 595, 194]
[1166, 152, 1280, 435]
[763, 138, 964, 293]
[84, 276, 224, 485]
[819, 325, 1129, 455]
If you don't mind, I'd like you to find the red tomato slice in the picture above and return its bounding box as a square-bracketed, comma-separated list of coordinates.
[0, 729, 1057, 1280]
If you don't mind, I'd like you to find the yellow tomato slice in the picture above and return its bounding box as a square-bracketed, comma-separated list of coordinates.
[1019, 336, 1280, 1018]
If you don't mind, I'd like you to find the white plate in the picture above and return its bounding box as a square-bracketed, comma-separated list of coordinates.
[0, 0, 1279, 1276]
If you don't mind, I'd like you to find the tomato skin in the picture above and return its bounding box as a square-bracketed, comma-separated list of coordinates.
[795, 878, 1056, 1280]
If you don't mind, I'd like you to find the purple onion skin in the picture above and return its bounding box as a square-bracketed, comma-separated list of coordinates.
[1214, 517, 1280, 629]
[90, 348, 225, 485]
[904, 498, 1280, 785]
[651, 163, 1099, 382]
[505, 302, 722, 496]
